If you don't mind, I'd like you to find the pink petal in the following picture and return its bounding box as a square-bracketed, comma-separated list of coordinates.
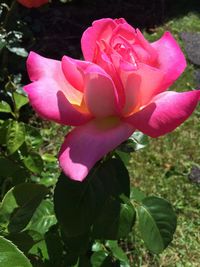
[81, 18, 117, 61]
[59, 118, 135, 181]
[62, 56, 92, 92]
[25, 52, 92, 125]
[84, 65, 121, 117]
[126, 90, 200, 137]
[151, 32, 186, 89]
[24, 79, 92, 126]
[120, 63, 165, 115]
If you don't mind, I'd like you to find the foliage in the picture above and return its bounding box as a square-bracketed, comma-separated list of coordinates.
[0, 1, 199, 266]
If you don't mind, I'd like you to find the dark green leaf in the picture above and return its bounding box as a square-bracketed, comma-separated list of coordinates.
[23, 153, 44, 174]
[62, 231, 90, 255]
[92, 196, 135, 240]
[0, 236, 32, 267]
[13, 92, 29, 111]
[54, 157, 130, 237]
[0, 183, 49, 233]
[26, 200, 57, 235]
[91, 251, 108, 267]
[6, 121, 25, 154]
[0, 120, 10, 145]
[137, 196, 177, 254]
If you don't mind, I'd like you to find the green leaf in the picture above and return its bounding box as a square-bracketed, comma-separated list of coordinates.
[0, 236, 32, 267]
[92, 196, 135, 240]
[91, 251, 108, 267]
[0, 183, 49, 233]
[25, 125, 43, 149]
[13, 92, 29, 111]
[23, 153, 44, 174]
[106, 240, 129, 265]
[117, 131, 149, 153]
[137, 196, 177, 254]
[7, 47, 28, 57]
[54, 158, 130, 237]
[0, 120, 10, 145]
[130, 187, 146, 202]
[26, 200, 57, 235]
[6, 121, 25, 154]
[0, 101, 12, 113]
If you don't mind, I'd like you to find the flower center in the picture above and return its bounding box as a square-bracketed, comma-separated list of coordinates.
[113, 42, 137, 67]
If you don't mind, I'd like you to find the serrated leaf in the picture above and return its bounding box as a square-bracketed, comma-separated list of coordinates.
[13, 92, 28, 111]
[0, 236, 32, 267]
[137, 196, 177, 254]
[0, 183, 49, 233]
[23, 153, 44, 174]
[6, 121, 25, 154]
[0, 100, 12, 113]
[26, 200, 57, 234]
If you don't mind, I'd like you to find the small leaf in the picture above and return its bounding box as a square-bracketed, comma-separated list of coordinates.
[26, 200, 57, 235]
[0, 183, 49, 233]
[0, 101, 12, 113]
[0, 236, 32, 267]
[23, 153, 44, 174]
[6, 121, 25, 154]
[106, 240, 129, 265]
[130, 187, 146, 202]
[117, 131, 149, 153]
[25, 125, 43, 149]
[137, 196, 177, 254]
[13, 92, 28, 111]
[7, 46, 28, 57]
[91, 251, 108, 267]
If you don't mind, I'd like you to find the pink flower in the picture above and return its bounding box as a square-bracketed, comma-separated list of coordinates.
[24, 18, 200, 181]
[17, 0, 49, 8]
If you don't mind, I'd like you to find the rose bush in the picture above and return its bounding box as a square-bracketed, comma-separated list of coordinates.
[24, 18, 200, 181]
[17, 0, 49, 8]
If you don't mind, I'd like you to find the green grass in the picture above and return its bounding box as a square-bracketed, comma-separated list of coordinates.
[128, 12, 200, 267]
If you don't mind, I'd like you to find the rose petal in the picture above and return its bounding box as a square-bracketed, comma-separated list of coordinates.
[25, 52, 92, 125]
[81, 18, 117, 61]
[151, 32, 186, 89]
[62, 56, 92, 92]
[59, 118, 135, 181]
[84, 65, 121, 117]
[24, 79, 92, 126]
[126, 90, 200, 137]
[120, 63, 165, 115]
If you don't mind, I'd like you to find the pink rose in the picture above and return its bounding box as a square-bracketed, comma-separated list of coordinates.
[17, 0, 49, 8]
[24, 18, 200, 181]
